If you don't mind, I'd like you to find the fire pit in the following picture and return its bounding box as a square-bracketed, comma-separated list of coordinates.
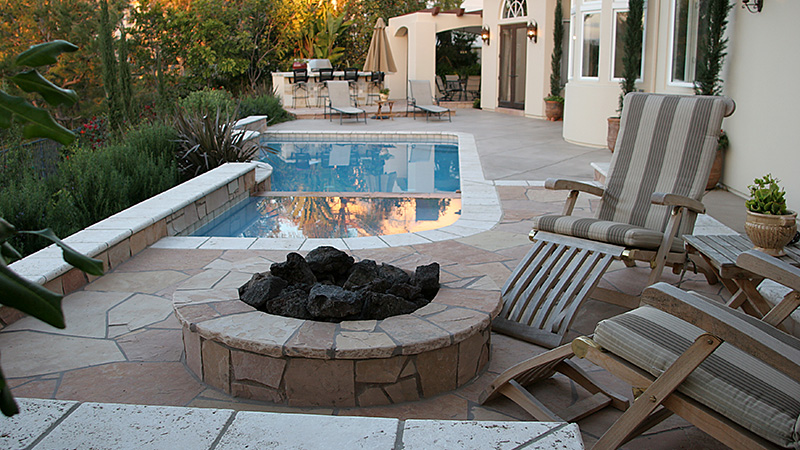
[173, 249, 502, 407]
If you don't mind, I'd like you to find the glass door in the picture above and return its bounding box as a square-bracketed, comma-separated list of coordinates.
[498, 24, 527, 109]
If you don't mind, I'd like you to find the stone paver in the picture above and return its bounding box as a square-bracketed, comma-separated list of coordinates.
[0, 398, 77, 449]
[402, 420, 583, 450]
[0, 112, 744, 449]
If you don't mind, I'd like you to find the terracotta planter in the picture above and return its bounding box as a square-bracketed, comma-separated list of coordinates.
[545, 100, 564, 121]
[607, 117, 621, 153]
[379, 93, 389, 102]
[744, 210, 797, 256]
[706, 148, 723, 190]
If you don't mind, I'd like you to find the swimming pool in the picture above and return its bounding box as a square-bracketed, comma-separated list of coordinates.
[260, 141, 460, 193]
[193, 137, 463, 239]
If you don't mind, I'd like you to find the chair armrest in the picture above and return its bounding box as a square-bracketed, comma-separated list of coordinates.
[737, 249, 800, 292]
[650, 193, 706, 214]
[544, 178, 605, 197]
[642, 282, 800, 383]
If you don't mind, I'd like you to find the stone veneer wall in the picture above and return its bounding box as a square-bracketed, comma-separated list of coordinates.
[175, 279, 501, 407]
[2, 163, 270, 329]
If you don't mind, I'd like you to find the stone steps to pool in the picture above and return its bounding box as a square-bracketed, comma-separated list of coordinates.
[3, 398, 584, 449]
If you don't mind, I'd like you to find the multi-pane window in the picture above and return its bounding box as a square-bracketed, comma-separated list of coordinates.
[502, 0, 527, 19]
[671, 0, 709, 83]
[582, 12, 601, 78]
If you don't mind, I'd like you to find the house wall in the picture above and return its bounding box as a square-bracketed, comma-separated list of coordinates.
[723, 2, 800, 212]
[480, 0, 557, 118]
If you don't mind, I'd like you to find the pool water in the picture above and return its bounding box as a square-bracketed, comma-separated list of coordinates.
[260, 141, 460, 193]
[192, 195, 462, 239]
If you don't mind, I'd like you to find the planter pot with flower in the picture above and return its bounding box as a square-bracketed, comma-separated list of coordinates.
[379, 88, 390, 102]
[744, 174, 797, 256]
[544, 96, 564, 121]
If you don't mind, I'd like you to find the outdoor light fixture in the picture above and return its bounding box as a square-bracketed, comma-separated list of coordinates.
[742, 0, 763, 13]
[527, 21, 538, 42]
[481, 27, 490, 45]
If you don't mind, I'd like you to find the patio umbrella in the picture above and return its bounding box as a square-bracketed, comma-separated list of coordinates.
[363, 18, 397, 73]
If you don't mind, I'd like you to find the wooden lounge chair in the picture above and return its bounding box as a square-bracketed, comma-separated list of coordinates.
[325, 81, 366, 124]
[493, 93, 735, 347]
[482, 250, 800, 450]
[408, 80, 451, 121]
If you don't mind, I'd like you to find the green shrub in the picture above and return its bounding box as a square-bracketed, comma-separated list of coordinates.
[238, 92, 294, 124]
[178, 88, 236, 116]
[746, 174, 789, 215]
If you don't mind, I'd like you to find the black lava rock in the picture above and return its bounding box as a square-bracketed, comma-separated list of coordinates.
[413, 262, 440, 298]
[270, 252, 317, 286]
[360, 291, 419, 320]
[305, 246, 354, 282]
[306, 284, 362, 319]
[239, 273, 288, 310]
[264, 285, 312, 319]
[343, 260, 379, 290]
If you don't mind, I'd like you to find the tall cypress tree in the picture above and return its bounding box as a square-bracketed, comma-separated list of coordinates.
[619, 0, 643, 111]
[549, 0, 563, 99]
[695, 0, 732, 95]
[118, 24, 134, 121]
[99, 0, 122, 131]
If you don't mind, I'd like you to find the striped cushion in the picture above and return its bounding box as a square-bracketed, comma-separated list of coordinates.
[594, 306, 800, 449]
[531, 215, 685, 252]
[598, 93, 729, 237]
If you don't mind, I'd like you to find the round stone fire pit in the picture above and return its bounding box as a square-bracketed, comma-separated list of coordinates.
[173, 267, 502, 407]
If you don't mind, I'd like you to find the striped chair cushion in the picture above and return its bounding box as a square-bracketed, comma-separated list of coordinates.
[594, 306, 800, 449]
[598, 93, 729, 237]
[531, 215, 685, 252]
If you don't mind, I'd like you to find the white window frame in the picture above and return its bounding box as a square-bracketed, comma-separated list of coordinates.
[568, 11, 576, 80]
[610, 3, 647, 83]
[579, 9, 602, 80]
[668, 0, 701, 87]
[501, 0, 528, 20]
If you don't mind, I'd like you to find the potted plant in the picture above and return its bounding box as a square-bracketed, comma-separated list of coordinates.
[379, 88, 390, 102]
[696, 0, 733, 188]
[544, 0, 564, 121]
[608, 0, 643, 152]
[744, 174, 797, 256]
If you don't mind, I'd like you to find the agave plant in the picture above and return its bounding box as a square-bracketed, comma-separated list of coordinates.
[173, 105, 257, 180]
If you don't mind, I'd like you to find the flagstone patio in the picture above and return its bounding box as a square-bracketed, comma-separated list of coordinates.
[0, 109, 744, 448]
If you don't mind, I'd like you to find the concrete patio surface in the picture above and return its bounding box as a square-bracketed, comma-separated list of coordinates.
[1, 109, 745, 449]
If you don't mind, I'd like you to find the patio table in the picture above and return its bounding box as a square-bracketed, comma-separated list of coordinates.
[684, 234, 800, 321]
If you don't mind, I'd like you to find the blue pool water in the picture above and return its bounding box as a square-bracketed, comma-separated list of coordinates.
[192, 140, 462, 239]
[259, 141, 460, 193]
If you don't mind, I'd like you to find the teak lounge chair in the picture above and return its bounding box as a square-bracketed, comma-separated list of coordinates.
[326, 81, 366, 124]
[493, 93, 735, 348]
[408, 80, 451, 121]
[482, 250, 800, 450]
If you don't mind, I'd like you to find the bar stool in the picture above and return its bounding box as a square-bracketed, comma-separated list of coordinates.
[314, 68, 335, 110]
[343, 68, 360, 104]
[365, 71, 384, 105]
[291, 69, 309, 108]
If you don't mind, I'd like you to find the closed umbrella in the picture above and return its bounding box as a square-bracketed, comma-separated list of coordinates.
[363, 18, 397, 73]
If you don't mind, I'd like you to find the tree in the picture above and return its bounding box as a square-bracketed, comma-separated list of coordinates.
[619, 0, 643, 112]
[118, 24, 134, 121]
[98, 0, 123, 130]
[694, 0, 732, 96]
[548, 0, 563, 100]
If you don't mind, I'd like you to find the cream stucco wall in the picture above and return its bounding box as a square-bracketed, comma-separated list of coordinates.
[723, 1, 800, 212]
[480, 0, 557, 117]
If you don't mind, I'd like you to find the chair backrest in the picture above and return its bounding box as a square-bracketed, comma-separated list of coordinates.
[444, 74, 459, 82]
[326, 81, 353, 107]
[318, 68, 334, 82]
[293, 69, 308, 83]
[435, 77, 447, 98]
[408, 80, 435, 107]
[466, 76, 480, 91]
[343, 68, 359, 82]
[599, 93, 735, 235]
[370, 71, 383, 82]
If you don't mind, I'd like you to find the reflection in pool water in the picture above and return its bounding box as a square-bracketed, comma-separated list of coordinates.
[193, 195, 462, 239]
[260, 141, 460, 193]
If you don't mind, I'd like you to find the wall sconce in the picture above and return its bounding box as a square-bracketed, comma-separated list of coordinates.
[527, 21, 538, 43]
[481, 27, 490, 45]
[742, 0, 763, 13]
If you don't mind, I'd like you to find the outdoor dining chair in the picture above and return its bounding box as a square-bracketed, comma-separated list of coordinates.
[465, 75, 480, 100]
[343, 68, 360, 103]
[407, 80, 451, 121]
[291, 69, 309, 108]
[325, 81, 366, 124]
[314, 68, 335, 109]
[365, 71, 384, 105]
[482, 250, 800, 450]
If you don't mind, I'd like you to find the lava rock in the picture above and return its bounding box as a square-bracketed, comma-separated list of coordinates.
[387, 282, 422, 302]
[343, 260, 379, 290]
[360, 291, 419, 320]
[378, 263, 411, 285]
[305, 246, 354, 282]
[361, 277, 392, 294]
[270, 252, 317, 286]
[306, 284, 362, 319]
[413, 262, 440, 298]
[264, 285, 312, 319]
[238, 273, 288, 310]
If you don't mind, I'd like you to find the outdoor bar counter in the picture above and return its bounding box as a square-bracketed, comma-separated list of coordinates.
[271, 71, 373, 107]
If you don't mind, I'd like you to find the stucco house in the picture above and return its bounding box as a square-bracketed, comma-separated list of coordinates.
[386, 0, 799, 211]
